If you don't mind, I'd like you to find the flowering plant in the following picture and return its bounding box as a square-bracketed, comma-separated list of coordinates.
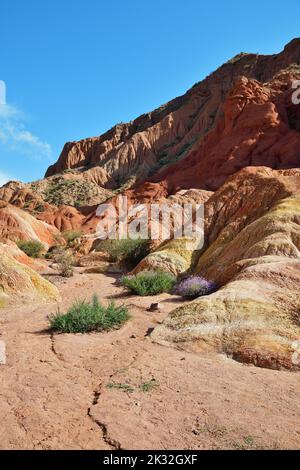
[174, 276, 217, 299]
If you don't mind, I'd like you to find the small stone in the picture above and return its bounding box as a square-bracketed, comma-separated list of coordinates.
[148, 303, 162, 312]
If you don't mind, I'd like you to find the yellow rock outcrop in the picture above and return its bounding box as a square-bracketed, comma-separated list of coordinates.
[152, 168, 300, 370]
[0, 244, 60, 304]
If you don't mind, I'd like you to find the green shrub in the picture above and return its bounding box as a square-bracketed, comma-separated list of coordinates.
[106, 379, 159, 394]
[96, 238, 151, 268]
[49, 295, 129, 333]
[53, 248, 75, 277]
[62, 230, 83, 246]
[139, 379, 159, 392]
[107, 383, 134, 393]
[44, 244, 62, 260]
[44, 247, 56, 260]
[121, 270, 176, 296]
[17, 240, 44, 258]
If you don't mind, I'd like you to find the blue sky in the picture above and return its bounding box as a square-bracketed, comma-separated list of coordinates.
[0, 0, 300, 185]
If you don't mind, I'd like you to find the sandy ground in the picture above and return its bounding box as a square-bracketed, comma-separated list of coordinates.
[0, 269, 300, 450]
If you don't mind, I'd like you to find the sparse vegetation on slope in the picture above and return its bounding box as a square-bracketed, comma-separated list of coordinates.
[17, 240, 44, 258]
[42, 176, 100, 207]
[62, 230, 83, 247]
[28, 174, 113, 208]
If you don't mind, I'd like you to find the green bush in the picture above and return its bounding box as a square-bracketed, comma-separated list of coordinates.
[53, 248, 75, 277]
[44, 246, 58, 260]
[62, 230, 83, 246]
[17, 240, 44, 258]
[96, 238, 151, 268]
[139, 379, 160, 392]
[121, 270, 176, 296]
[49, 295, 129, 333]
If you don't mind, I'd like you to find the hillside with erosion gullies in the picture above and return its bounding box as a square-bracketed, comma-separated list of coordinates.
[1, 39, 300, 450]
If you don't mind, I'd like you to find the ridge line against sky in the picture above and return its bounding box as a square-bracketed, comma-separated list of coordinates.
[1, 0, 300, 184]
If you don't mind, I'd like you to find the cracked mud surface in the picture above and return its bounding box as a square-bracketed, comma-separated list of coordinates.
[0, 270, 300, 450]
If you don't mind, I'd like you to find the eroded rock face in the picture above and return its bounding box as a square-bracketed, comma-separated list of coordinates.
[45, 40, 300, 191]
[0, 202, 61, 249]
[0, 181, 51, 214]
[36, 205, 85, 232]
[130, 188, 213, 275]
[0, 173, 114, 232]
[152, 168, 300, 371]
[0, 243, 60, 303]
[151, 71, 300, 192]
[0, 239, 49, 272]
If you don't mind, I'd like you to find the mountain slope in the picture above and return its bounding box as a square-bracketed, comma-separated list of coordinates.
[45, 39, 300, 192]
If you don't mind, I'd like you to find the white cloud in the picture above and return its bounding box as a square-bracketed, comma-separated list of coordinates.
[0, 103, 52, 161]
[0, 103, 20, 119]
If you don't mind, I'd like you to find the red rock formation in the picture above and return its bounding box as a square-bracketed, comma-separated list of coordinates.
[0, 201, 60, 248]
[0, 178, 99, 232]
[45, 39, 300, 192]
[36, 205, 85, 232]
[78, 68, 300, 235]
[152, 73, 300, 192]
[1, 40, 300, 241]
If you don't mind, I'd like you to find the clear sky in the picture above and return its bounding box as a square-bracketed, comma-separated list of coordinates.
[0, 0, 300, 185]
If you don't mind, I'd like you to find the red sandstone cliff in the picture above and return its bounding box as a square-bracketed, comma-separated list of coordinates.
[45, 39, 300, 193]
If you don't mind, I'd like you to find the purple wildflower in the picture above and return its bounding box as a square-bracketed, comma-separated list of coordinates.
[174, 275, 217, 299]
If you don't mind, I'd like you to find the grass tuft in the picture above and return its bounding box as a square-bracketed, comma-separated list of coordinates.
[139, 379, 159, 392]
[121, 270, 176, 296]
[49, 294, 129, 333]
[106, 383, 134, 393]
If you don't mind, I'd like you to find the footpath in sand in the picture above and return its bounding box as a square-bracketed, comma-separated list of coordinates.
[0, 269, 300, 450]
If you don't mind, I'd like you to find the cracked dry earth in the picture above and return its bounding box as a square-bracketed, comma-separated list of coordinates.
[0, 270, 300, 450]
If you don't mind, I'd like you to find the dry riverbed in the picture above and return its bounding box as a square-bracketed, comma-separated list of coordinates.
[0, 269, 300, 450]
